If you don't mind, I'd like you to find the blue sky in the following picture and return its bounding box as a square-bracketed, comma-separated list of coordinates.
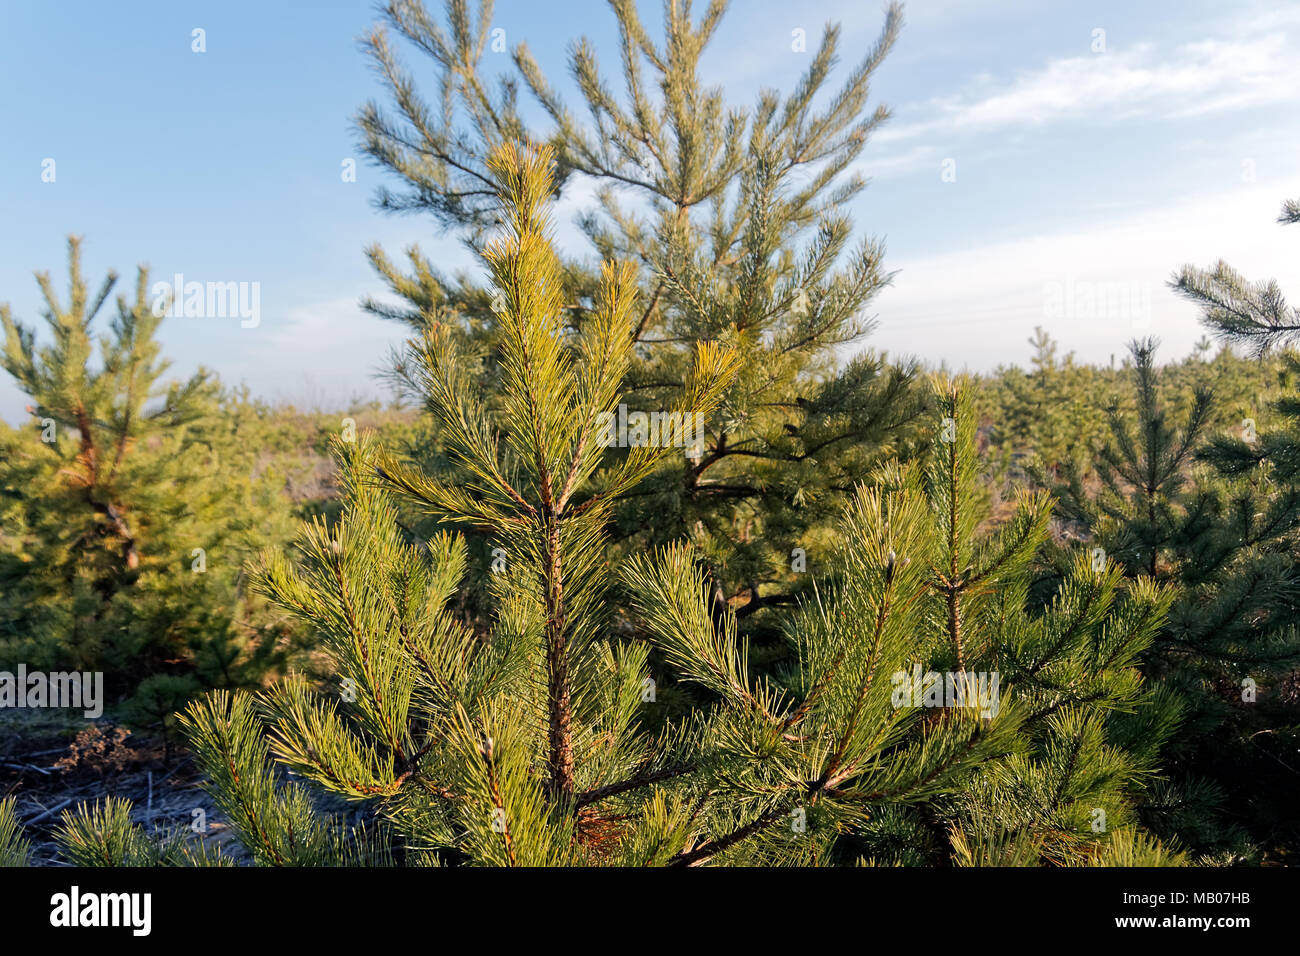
[3, 0, 1298, 423]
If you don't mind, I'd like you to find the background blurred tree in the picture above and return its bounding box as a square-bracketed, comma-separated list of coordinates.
[0, 238, 303, 718]
[984, 327, 1103, 481]
[1158, 194, 1300, 859]
[979, 331, 1288, 497]
[1041, 338, 1300, 859]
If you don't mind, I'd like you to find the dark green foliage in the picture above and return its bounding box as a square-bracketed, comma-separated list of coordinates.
[1039, 338, 1300, 858]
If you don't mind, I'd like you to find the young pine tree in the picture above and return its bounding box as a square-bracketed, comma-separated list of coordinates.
[357, 0, 922, 650]
[858, 377, 1181, 865]
[0, 238, 298, 716]
[1172, 194, 1300, 491]
[1043, 338, 1300, 857]
[1164, 196, 1300, 857]
[986, 327, 1110, 479]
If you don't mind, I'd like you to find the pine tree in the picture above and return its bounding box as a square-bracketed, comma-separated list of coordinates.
[1041, 338, 1300, 857]
[1164, 196, 1300, 856]
[356, 0, 921, 650]
[0, 797, 30, 867]
[0, 238, 299, 715]
[1048, 339, 1214, 579]
[869, 377, 1180, 865]
[1171, 194, 1300, 490]
[988, 327, 1106, 478]
[3, 146, 1183, 868]
[1172, 196, 1300, 354]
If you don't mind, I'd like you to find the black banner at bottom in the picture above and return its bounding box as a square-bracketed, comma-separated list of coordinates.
[0, 865, 1283, 943]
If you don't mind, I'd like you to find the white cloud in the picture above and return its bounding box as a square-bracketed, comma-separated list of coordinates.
[877, 14, 1300, 146]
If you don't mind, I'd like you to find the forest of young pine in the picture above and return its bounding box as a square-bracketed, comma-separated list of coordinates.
[2, 0, 1298, 868]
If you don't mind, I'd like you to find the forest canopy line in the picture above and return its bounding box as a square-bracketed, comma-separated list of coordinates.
[0, 0, 1297, 869]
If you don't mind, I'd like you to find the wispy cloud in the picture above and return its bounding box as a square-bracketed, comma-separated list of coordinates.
[878, 11, 1300, 145]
